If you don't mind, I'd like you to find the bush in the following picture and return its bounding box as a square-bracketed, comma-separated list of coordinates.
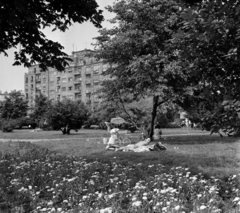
[1, 120, 15, 132]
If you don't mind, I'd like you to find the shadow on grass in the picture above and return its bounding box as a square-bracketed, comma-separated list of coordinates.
[162, 134, 240, 145]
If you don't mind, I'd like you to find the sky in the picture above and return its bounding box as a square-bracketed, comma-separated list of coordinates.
[0, 0, 115, 93]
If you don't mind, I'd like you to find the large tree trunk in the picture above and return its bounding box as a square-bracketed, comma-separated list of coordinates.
[149, 95, 159, 141]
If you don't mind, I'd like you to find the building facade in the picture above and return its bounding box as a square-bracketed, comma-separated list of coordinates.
[24, 49, 110, 113]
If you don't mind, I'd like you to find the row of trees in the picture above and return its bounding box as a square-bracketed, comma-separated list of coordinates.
[0, 91, 89, 133]
[93, 0, 240, 137]
[0, 90, 178, 133]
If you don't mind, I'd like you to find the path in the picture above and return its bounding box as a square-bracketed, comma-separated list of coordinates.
[0, 132, 212, 143]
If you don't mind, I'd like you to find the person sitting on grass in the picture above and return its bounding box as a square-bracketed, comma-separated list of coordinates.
[105, 122, 120, 145]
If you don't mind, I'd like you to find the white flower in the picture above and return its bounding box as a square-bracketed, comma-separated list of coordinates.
[175, 205, 180, 211]
[142, 196, 147, 200]
[200, 205, 207, 210]
[47, 201, 53, 206]
[99, 207, 112, 213]
[132, 201, 142, 207]
[233, 197, 240, 202]
[162, 207, 168, 211]
[132, 196, 137, 201]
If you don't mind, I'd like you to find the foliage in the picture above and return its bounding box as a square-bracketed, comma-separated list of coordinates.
[0, 0, 103, 70]
[45, 99, 89, 131]
[94, 0, 185, 138]
[0, 90, 28, 120]
[30, 93, 52, 127]
[1, 120, 15, 132]
[0, 143, 240, 212]
[14, 117, 37, 129]
[169, 0, 240, 136]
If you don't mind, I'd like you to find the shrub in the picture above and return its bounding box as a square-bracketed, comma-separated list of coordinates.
[1, 120, 15, 132]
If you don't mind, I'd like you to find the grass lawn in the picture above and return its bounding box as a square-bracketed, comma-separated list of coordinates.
[31, 134, 240, 180]
[0, 128, 239, 179]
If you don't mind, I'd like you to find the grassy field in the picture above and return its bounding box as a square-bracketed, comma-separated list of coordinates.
[0, 127, 208, 140]
[30, 134, 240, 180]
[1, 128, 239, 179]
[1, 128, 240, 212]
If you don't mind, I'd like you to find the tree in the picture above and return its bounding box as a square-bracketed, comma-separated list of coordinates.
[0, 0, 103, 71]
[94, 0, 183, 139]
[170, 0, 240, 136]
[45, 99, 89, 134]
[0, 90, 28, 120]
[30, 93, 52, 127]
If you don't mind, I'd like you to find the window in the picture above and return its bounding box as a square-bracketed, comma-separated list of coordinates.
[68, 86, 72, 91]
[50, 81, 54, 86]
[50, 90, 55, 95]
[57, 86, 60, 93]
[34, 68, 36, 73]
[62, 96, 66, 100]
[43, 86, 46, 91]
[68, 95, 73, 100]
[68, 69, 73, 73]
[62, 87, 66, 92]
[103, 64, 108, 72]
[62, 78, 67, 83]
[25, 77, 28, 84]
[43, 78, 46, 83]
[68, 77, 73, 82]
[93, 65, 100, 74]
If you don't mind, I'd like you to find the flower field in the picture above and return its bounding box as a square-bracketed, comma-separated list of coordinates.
[0, 142, 240, 213]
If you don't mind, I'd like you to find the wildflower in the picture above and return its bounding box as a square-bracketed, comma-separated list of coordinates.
[143, 196, 147, 200]
[132, 196, 137, 201]
[57, 208, 62, 212]
[199, 205, 207, 210]
[162, 207, 168, 211]
[232, 197, 240, 202]
[47, 201, 53, 206]
[99, 207, 112, 213]
[132, 201, 142, 207]
[50, 207, 56, 212]
[175, 205, 180, 211]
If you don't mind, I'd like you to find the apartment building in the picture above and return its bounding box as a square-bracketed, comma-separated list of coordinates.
[24, 49, 110, 113]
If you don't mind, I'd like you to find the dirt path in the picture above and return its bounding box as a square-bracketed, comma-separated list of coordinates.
[0, 132, 211, 143]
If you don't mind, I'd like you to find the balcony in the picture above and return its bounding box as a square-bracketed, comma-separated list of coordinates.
[74, 88, 81, 92]
[74, 78, 82, 84]
[35, 78, 41, 83]
[86, 90, 91, 94]
[85, 80, 91, 85]
[85, 71, 91, 75]
[74, 69, 81, 74]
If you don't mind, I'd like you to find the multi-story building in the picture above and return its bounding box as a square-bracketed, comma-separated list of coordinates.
[24, 49, 110, 113]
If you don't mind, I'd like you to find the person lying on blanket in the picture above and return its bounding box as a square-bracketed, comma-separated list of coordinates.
[106, 138, 167, 152]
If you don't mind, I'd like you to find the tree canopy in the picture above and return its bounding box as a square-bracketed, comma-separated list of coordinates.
[94, 0, 240, 136]
[0, 0, 103, 70]
[170, 0, 240, 135]
[45, 99, 89, 131]
[94, 0, 183, 138]
[0, 90, 28, 120]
